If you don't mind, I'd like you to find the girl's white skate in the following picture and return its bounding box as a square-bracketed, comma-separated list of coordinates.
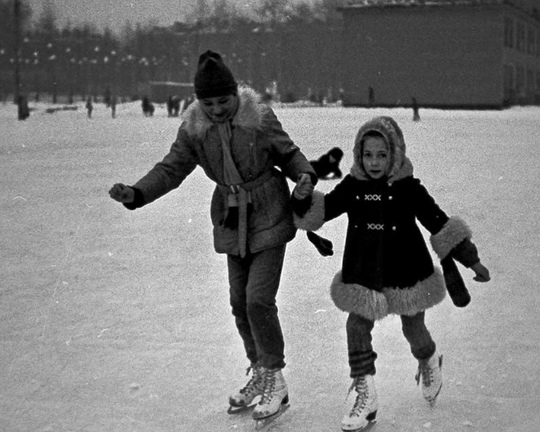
[416, 352, 443, 407]
[341, 375, 378, 431]
[252, 368, 289, 429]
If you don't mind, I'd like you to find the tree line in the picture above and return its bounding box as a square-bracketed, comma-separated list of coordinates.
[0, 0, 345, 104]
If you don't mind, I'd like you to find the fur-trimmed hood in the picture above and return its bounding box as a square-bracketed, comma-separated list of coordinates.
[181, 86, 268, 140]
[350, 116, 413, 182]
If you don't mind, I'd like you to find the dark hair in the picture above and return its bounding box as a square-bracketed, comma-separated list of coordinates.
[360, 131, 386, 148]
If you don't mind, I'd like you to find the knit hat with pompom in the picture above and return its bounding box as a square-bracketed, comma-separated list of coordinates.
[194, 50, 238, 99]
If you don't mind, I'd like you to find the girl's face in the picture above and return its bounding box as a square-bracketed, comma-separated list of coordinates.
[199, 94, 237, 122]
[362, 136, 390, 179]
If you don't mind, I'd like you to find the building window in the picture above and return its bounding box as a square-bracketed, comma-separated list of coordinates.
[516, 22, 525, 52]
[537, 32, 540, 57]
[504, 65, 515, 102]
[516, 65, 525, 95]
[536, 71, 540, 92]
[527, 69, 534, 95]
[504, 18, 514, 48]
[527, 27, 535, 55]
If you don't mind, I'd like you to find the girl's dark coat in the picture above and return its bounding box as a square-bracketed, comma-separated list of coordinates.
[128, 86, 315, 256]
[295, 116, 473, 320]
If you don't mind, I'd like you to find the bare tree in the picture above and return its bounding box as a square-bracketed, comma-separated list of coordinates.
[0, 0, 32, 36]
[315, 0, 344, 23]
[212, 0, 238, 30]
[35, 0, 58, 36]
[255, 0, 291, 25]
[289, 1, 318, 24]
[185, 0, 211, 25]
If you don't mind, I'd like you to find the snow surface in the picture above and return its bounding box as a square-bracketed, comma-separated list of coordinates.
[1, 101, 539, 432]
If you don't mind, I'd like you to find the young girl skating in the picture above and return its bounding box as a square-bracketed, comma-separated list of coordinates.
[292, 116, 490, 431]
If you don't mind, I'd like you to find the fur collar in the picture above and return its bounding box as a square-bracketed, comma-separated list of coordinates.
[181, 86, 267, 140]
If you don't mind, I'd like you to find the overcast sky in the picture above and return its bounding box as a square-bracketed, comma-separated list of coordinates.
[25, 0, 309, 32]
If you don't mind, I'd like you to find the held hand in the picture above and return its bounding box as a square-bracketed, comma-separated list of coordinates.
[471, 262, 490, 282]
[109, 183, 135, 204]
[293, 173, 314, 200]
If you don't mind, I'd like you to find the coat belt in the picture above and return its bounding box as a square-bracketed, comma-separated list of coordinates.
[217, 169, 275, 257]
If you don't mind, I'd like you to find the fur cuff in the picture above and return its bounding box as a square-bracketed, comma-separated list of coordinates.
[430, 216, 472, 260]
[383, 268, 446, 316]
[293, 190, 325, 232]
[330, 272, 389, 321]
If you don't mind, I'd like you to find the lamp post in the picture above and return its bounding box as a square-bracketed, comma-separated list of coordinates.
[46, 43, 58, 103]
[13, 0, 21, 103]
[0, 48, 5, 102]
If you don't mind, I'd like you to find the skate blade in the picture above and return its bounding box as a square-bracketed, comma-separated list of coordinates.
[254, 404, 290, 430]
[227, 403, 256, 414]
[342, 420, 377, 432]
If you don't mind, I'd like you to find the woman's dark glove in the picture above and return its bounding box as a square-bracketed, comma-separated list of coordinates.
[441, 255, 471, 307]
[306, 231, 333, 257]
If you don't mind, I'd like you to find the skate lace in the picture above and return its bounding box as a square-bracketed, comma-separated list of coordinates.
[240, 366, 261, 396]
[415, 360, 433, 388]
[259, 369, 276, 404]
[349, 377, 369, 417]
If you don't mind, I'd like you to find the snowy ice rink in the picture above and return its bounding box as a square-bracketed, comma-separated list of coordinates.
[1, 101, 539, 431]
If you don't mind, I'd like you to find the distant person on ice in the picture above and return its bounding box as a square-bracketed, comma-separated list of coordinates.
[310, 146, 344, 180]
[141, 96, 155, 116]
[412, 96, 420, 122]
[85, 97, 93, 119]
[110, 94, 117, 119]
[292, 116, 490, 431]
[109, 50, 316, 422]
[17, 95, 30, 121]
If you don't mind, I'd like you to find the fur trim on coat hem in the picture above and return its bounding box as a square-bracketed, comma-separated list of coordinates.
[430, 216, 472, 260]
[330, 271, 388, 321]
[330, 269, 446, 321]
[293, 190, 325, 232]
[384, 268, 446, 316]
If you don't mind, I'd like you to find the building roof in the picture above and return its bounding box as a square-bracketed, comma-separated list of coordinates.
[149, 81, 193, 87]
[341, 0, 540, 18]
[341, 0, 505, 9]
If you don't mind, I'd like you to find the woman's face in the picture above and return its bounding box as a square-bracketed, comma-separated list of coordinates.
[199, 94, 238, 122]
[362, 136, 390, 179]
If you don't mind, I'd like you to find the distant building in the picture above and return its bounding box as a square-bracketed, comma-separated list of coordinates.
[339, 0, 540, 108]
